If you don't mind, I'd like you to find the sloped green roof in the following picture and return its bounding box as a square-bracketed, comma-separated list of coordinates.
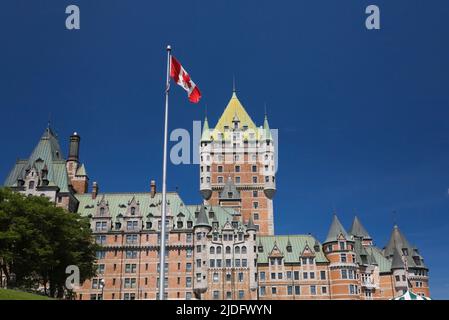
[76, 192, 191, 225]
[324, 215, 349, 243]
[257, 235, 328, 264]
[365, 246, 392, 273]
[195, 205, 210, 227]
[3, 127, 71, 193]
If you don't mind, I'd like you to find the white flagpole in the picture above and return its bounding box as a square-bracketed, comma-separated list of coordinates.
[158, 44, 171, 300]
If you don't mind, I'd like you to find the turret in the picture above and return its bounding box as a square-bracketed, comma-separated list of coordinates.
[193, 205, 211, 298]
[349, 216, 372, 246]
[323, 215, 359, 300]
[262, 115, 276, 199]
[199, 117, 212, 200]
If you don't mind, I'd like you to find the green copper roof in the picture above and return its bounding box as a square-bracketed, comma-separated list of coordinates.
[257, 235, 328, 264]
[246, 216, 257, 231]
[3, 127, 71, 193]
[263, 114, 272, 141]
[200, 117, 212, 142]
[324, 215, 350, 243]
[349, 216, 371, 239]
[76, 192, 191, 225]
[364, 246, 392, 273]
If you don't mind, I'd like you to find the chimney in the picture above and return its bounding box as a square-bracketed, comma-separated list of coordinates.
[150, 180, 156, 198]
[92, 181, 99, 199]
[68, 132, 81, 162]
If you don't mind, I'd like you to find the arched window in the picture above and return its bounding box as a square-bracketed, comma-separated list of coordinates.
[235, 246, 240, 254]
[226, 246, 231, 254]
[242, 246, 247, 254]
[100, 207, 105, 216]
[210, 247, 215, 254]
[131, 207, 136, 215]
[217, 246, 222, 254]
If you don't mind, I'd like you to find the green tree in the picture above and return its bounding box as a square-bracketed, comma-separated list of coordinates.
[0, 188, 98, 298]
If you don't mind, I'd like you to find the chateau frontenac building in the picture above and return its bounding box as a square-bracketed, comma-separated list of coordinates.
[3, 90, 430, 300]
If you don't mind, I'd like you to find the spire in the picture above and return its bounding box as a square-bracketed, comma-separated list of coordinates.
[232, 76, 236, 94]
[195, 205, 210, 228]
[349, 216, 371, 239]
[201, 116, 211, 142]
[246, 216, 257, 231]
[263, 113, 272, 141]
[324, 214, 349, 243]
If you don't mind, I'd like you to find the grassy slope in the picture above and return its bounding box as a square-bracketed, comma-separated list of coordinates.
[0, 288, 54, 300]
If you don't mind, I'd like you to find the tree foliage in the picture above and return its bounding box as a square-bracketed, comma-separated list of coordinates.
[0, 188, 98, 298]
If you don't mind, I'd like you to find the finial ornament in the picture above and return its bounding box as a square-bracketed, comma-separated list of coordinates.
[232, 76, 236, 93]
[166, 45, 172, 51]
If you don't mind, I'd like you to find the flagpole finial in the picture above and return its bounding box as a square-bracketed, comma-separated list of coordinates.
[166, 45, 172, 51]
[232, 75, 236, 93]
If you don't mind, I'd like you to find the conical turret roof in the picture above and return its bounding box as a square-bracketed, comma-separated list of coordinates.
[324, 215, 349, 243]
[349, 216, 371, 239]
[195, 205, 210, 228]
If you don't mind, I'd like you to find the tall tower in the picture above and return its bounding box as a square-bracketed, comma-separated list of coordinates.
[199, 90, 276, 235]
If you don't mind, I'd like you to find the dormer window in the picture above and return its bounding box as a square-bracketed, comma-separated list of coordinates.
[100, 207, 105, 216]
[131, 207, 136, 215]
[228, 192, 233, 199]
[146, 221, 152, 229]
[232, 221, 238, 229]
[258, 245, 264, 253]
[287, 245, 292, 253]
[177, 221, 183, 229]
[187, 221, 193, 228]
[212, 222, 219, 229]
[28, 181, 35, 189]
[402, 248, 408, 256]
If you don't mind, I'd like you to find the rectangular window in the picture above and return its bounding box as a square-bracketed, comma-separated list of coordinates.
[320, 271, 326, 280]
[295, 286, 300, 295]
[271, 287, 277, 294]
[260, 272, 266, 281]
[238, 290, 244, 299]
[287, 286, 293, 295]
[260, 286, 266, 296]
[322, 286, 327, 294]
[310, 285, 316, 295]
[294, 271, 300, 280]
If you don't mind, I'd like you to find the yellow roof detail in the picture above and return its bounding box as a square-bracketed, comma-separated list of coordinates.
[212, 92, 259, 140]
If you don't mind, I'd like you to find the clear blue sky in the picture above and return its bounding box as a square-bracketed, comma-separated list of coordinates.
[1, 0, 448, 299]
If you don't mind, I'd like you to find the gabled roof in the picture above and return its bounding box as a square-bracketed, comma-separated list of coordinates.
[324, 215, 350, 243]
[3, 127, 71, 193]
[219, 176, 241, 200]
[212, 92, 257, 138]
[257, 235, 328, 264]
[349, 216, 371, 239]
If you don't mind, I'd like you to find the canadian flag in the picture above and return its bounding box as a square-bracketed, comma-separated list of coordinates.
[170, 56, 202, 103]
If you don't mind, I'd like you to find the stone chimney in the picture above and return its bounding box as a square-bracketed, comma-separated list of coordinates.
[68, 132, 81, 162]
[92, 181, 99, 199]
[150, 180, 156, 198]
